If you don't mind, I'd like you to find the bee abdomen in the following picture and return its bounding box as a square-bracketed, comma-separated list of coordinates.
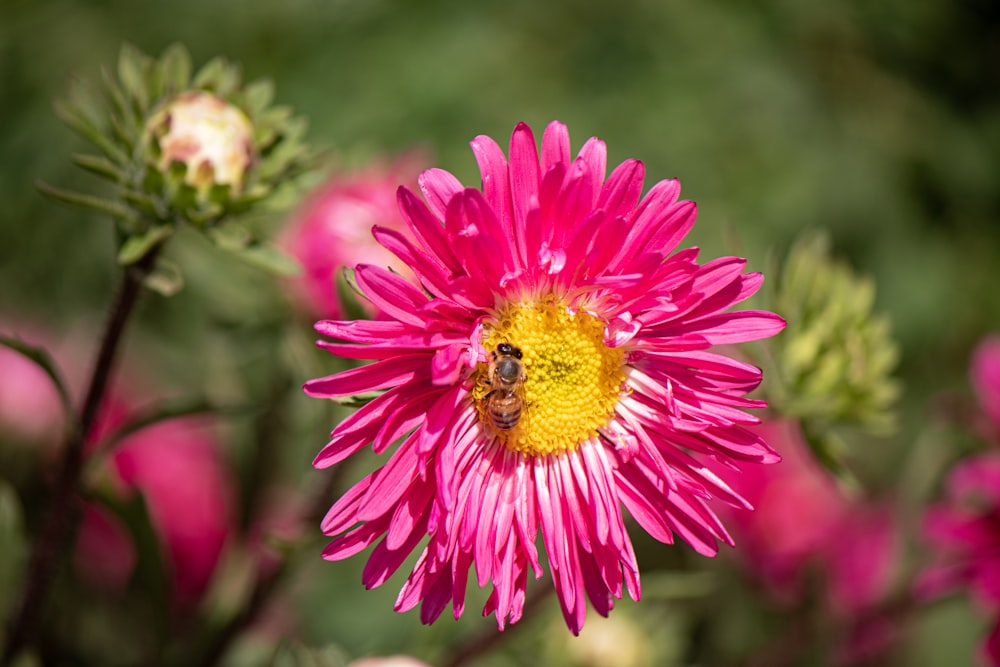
[489, 393, 522, 430]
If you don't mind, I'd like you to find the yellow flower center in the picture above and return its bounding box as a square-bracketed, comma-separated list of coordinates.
[472, 296, 626, 456]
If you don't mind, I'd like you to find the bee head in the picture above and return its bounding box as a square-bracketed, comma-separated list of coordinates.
[496, 342, 522, 359]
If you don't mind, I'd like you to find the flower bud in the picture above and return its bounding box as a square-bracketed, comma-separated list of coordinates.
[147, 91, 255, 193]
[767, 232, 901, 470]
[45, 44, 313, 278]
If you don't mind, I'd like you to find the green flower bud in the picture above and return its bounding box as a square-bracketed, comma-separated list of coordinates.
[766, 232, 901, 470]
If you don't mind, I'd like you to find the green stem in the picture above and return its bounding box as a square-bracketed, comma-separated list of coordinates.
[2, 246, 162, 665]
[440, 583, 553, 667]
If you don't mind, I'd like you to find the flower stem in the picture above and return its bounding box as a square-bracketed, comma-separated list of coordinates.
[441, 583, 553, 667]
[2, 247, 162, 665]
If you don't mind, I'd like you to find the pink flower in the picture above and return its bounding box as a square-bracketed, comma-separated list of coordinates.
[972, 335, 1000, 438]
[0, 326, 67, 443]
[718, 420, 898, 616]
[112, 418, 235, 606]
[280, 156, 425, 319]
[304, 121, 785, 633]
[921, 454, 1000, 605]
[76, 416, 236, 607]
[920, 453, 1000, 666]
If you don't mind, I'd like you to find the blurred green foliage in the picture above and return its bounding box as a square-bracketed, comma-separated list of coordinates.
[1, 1, 999, 666]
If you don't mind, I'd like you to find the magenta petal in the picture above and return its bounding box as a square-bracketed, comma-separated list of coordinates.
[322, 516, 390, 561]
[354, 264, 430, 328]
[507, 122, 540, 231]
[668, 311, 788, 345]
[471, 134, 513, 230]
[541, 120, 571, 173]
[418, 167, 464, 219]
[597, 158, 645, 220]
[303, 353, 429, 398]
[396, 186, 462, 271]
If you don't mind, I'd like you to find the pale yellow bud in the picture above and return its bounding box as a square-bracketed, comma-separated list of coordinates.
[149, 91, 254, 192]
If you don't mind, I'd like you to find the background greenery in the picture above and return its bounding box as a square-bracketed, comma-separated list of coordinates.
[1, 1, 998, 665]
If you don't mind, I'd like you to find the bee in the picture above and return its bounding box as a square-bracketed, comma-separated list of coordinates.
[484, 343, 527, 431]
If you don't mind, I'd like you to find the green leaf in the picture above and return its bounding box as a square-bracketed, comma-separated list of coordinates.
[35, 180, 138, 223]
[0, 482, 29, 622]
[232, 241, 303, 277]
[206, 222, 250, 249]
[117, 225, 174, 265]
[71, 153, 125, 183]
[142, 257, 184, 296]
[0, 335, 75, 424]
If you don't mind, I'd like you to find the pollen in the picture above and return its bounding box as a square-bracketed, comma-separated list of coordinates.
[473, 296, 626, 456]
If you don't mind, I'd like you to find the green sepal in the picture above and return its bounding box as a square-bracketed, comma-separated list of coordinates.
[154, 43, 191, 99]
[192, 56, 241, 97]
[329, 390, 384, 408]
[241, 78, 275, 116]
[207, 182, 233, 207]
[35, 180, 138, 224]
[99, 65, 133, 130]
[142, 257, 184, 297]
[71, 153, 125, 183]
[335, 268, 371, 322]
[117, 43, 152, 112]
[121, 189, 165, 219]
[117, 225, 174, 265]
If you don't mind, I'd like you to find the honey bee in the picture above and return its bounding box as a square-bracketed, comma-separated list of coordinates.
[484, 343, 527, 431]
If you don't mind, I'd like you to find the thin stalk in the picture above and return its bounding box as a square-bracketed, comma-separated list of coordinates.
[187, 461, 350, 667]
[2, 246, 162, 665]
[440, 584, 553, 667]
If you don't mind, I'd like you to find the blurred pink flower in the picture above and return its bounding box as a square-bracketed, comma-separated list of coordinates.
[921, 455, 1000, 605]
[920, 453, 1000, 667]
[280, 155, 426, 319]
[0, 327, 66, 443]
[76, 415, 237, 607]
[112, 418, 236, 606]
[972, 335, 1000, 438]
[718, 420, 898, 616]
